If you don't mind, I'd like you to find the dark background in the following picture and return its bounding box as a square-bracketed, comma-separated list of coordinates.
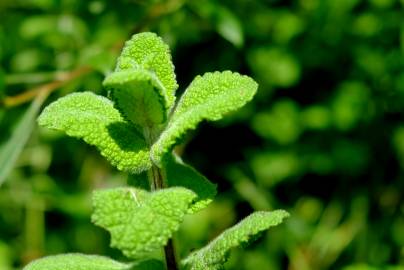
[0, 0, 403, 269]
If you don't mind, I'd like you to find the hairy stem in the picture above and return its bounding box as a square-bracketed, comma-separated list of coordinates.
[150, 163, 164, 190]
[149, 164, 179, 270]
[146, 128, 178, 270]
[164, 238, 178, 270]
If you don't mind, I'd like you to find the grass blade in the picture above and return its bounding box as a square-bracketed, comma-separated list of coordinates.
[0, 94, 46, 186]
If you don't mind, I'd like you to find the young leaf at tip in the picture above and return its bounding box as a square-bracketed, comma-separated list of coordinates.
[164, 154, 217, 213]
[37, 92, 152, 174]
[116, 32, 178, 109]
[151, 71, 258, 165]
[182, 210, 289, 270]
[103, 68, 169, 129]
[91, 187, 197, 259]
[23, 253, 131, 270]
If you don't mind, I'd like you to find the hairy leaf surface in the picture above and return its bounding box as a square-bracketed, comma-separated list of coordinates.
[182, 210, 289, 270]
[37, 92, 151, 173]
[116, 32, 178, 108]
[91, 187, 196, 259]
[23, 254, 131, 270]
[103, 68, 168, 128]
[165, 155, 217, 213]
[151, 71, 258, 164]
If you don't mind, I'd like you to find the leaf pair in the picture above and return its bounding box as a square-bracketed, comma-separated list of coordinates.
[38, 32, 258, 174]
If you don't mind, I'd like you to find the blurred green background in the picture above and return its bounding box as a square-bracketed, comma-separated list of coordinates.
[0, 0, 403, 269]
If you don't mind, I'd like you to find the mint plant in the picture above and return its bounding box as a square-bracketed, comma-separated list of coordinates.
[25, 32, 289, 270]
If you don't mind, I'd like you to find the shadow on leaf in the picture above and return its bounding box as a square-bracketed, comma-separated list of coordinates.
[107, 122, 148, 152]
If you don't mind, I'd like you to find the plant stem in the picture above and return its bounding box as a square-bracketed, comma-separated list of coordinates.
[149, 164, 179, 270]
[150, 164, 164, 190]
[164, 238, 178, 270]
[2, 66, 92, 107]
[145, 126, 178, 270]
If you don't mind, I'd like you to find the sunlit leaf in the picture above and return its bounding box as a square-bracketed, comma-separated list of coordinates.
[116, 32, 178, 108]
[91, 187, 196, 259]
[23, 254, 131, 270]
[182, 210, 289, 270]
[151, 71, 257, 165]
[38, 92, 151, 173]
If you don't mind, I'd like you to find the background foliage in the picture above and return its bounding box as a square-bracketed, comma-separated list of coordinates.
[0, 0, 403, 269]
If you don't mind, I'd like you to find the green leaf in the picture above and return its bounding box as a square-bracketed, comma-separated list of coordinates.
[91, 187, 196, 259]
[182, 210, 289, 270]
[131, 259, 165, 270]
[151, 71, 258, 164]
[190, 2, 244, 47]
[23, 253, 131, 270]
[215, 6, 244, 48]
[0, 96, 45, 187]
[165, 155, 217, 213]
[116, 32, 178, 108]
[103, 68, 168, 128]
[127, 171, 150, 190]
[37, 92, 151, 173]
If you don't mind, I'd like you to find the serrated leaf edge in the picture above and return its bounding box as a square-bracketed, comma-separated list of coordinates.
[182, 210, 289, 270]
[151, 71, 258, 165]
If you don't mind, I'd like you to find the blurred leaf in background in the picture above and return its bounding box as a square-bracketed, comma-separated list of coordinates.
[1, 0, 403, 269]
